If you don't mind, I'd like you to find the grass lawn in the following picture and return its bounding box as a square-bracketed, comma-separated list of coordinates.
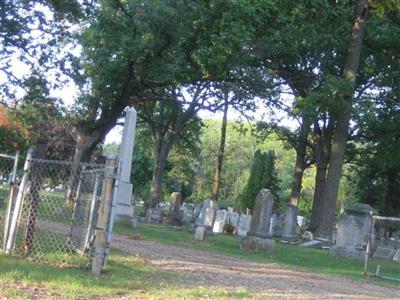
[115, 223, 400, 287]
[0, 251, 253, 299]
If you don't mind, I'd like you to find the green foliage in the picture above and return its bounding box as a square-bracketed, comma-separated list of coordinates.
[237, 150, 280, 210]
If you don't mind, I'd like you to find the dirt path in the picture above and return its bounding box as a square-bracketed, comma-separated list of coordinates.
[111, 234, 399, 300]
[39, 221, 399, 299]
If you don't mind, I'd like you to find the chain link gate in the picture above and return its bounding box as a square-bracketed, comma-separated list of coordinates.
[364, 215, 400, 282]
[0, 152, 19, 251]
[0, 148, 117, 274]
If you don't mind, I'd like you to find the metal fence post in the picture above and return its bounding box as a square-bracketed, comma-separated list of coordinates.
[2, 151, 19, 251]
[91, 154, 116, 275]
[363, 211, 374, 276]
[5, 148, 33, 255]
[84, 172, 100, 251]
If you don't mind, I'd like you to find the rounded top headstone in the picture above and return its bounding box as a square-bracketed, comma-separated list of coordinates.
[344, 203, 378, 215]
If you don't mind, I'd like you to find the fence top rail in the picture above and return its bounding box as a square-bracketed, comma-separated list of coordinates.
[373, 216, 400, 222]
[31, 158, 105, 168]
[0, 153, 16, 160]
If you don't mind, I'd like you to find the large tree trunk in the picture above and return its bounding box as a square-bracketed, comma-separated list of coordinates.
[147, 138, 173, 209]
[211, 98, 229, 203]
[308, 117, 333, 232]
[64, 126, 105, 205]
[314, 0, 369, 239]
[289, 114, 311, 206]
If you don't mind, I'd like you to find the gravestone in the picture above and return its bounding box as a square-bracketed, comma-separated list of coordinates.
[181, 204, 195, 224]
[227, 212, 240, 234]
[237, 214, 252, 237]
[281, 204, 301, 243]
[196, 199, 215, 229]
[213, 210, 227, 233]
[168, 192, 182, 225]
[195, 226, 206, 241]
[269, 212, 282, 237]
[330, 203, 377, 259]
[240, 189, 275, 251]
[115, 108, 137, 222]
[146, 208, 164, 224]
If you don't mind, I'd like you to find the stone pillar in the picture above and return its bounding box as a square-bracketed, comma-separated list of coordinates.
[240, 189, 275, 251]
[331, 203, 377, 259]
[281, 204, 301, 243]
[114, 108, 137, 222]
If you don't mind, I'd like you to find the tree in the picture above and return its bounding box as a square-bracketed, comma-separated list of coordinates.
[238, 150, 279, 211]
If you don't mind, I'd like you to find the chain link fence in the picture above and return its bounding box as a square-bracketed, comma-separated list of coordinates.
[0, 149, 115, 272]
[364, 215, 400, 282]
[0, 152, 19, 251]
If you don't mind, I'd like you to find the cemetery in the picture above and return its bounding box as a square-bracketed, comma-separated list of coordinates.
[1, 1, 400, 299]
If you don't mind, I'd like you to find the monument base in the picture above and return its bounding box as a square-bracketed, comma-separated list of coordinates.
[330, 246, 365, 260]
[240, 236, 275, 251]
[114, 181, 134, 222]
[281, 234, 302, 244]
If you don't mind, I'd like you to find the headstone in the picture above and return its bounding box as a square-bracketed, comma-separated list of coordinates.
[227, 207, 234, 214]
[302, 231, 314, 241]
[146, 208, 163, 224]
[181, 204, 195, 224]
[269, 212, 282, 237]
[241, 189, 275, 251]
[114, 108, 137, 221]
[237, 214, 252, 237]
[168, 192, 182, 225]
[330, 203, 377, 259]
[227, 212, 240, 234]
[195, 226, 206, 241]
[196, 199, 215, 229]
[213, 210, 227, 233]
[281, 204, 301, 243]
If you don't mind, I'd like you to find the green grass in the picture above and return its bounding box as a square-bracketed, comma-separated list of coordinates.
[0, 251, 254, 299]
[115, 223, 400, 288]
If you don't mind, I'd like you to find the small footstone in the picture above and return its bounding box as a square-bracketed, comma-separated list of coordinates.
[195, 226, 206, 241]
[240, 236, 275, 251]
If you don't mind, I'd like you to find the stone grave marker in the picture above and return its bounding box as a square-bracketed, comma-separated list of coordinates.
[331, 203, 377, 259]
[269, 212, 282, 237]
[237, 214, 252, 237]
[196, 199, 215, 229]
[281, 204, 301, 243]
[195, 226, 206, 240]
[227, 212, 240, 234]
[240, 189, 275, 251]
[213, 209, 227, 233]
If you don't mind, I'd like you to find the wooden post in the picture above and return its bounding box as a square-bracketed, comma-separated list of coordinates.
[91, 154, 116, 275]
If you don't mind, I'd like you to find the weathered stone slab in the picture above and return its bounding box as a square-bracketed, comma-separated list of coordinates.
[299, 240, 322, 248]
[213, 210, 227, 233]
[146, 208, 163, 224]
[269, 212, 282, 237]
[237, 214, 252, 237]
[247, 189, 274, 238]
[196, 199, 215, 229]
[240, 236, 275, 251]
[281, 204, 301, 243]
[330, 203, 376, 259]
[227, 212, 240, 234]
[195, 226, 206, 241]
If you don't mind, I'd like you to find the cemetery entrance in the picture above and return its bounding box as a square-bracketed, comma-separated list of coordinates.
[0, 149, 117, 274]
